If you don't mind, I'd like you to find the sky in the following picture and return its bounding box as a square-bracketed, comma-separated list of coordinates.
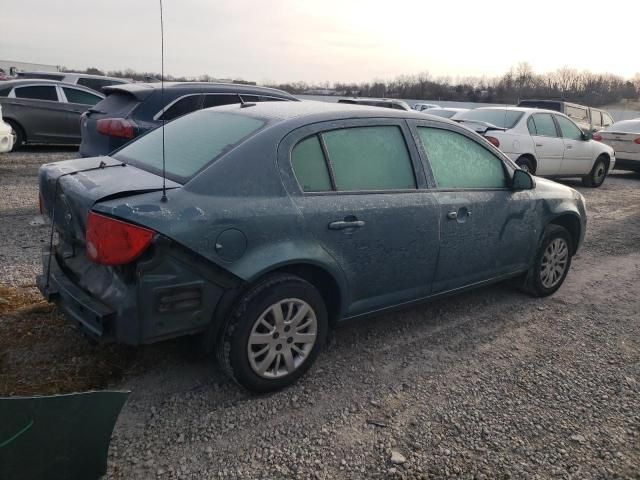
[2, 0, 637, 84]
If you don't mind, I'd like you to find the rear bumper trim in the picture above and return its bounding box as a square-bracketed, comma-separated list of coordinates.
[37, 247, 115, 341]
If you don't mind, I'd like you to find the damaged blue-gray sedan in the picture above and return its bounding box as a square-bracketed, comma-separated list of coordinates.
[37, 101, 587, 392]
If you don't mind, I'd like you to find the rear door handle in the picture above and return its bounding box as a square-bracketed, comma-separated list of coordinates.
[328, 220, 365, 230]
[566, 145, 573, 149]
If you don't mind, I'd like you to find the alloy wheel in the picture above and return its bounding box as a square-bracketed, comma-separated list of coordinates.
[247, 298, 317, 379]
[540, 238, 569, 289]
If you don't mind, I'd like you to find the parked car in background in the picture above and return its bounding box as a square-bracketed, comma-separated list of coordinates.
[39, 101, 586, 392]
[455, 107, 615, 187]
[16, 71, 130, 93]
[413, 103, 441, 111]
[337, 98, 411, 110]
[0, 79, 104, 150]
[79, 82, 298, 157]
[423, 107, 469, 119]
[517, 99, 614, 133]
[594, 118, 640, 172]
[0, 105, 15, 152]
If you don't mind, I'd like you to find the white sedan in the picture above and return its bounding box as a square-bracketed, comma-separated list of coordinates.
[0, 105, 14, 153]
[594, 119, 640, 173]
[455, 107, 616, 187]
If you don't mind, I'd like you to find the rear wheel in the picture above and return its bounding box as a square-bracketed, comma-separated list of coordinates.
[582, 155, 608, 188]
[218, 274, 328, 392]
[522, 225, 573, 297]
[516, 156, 535, 174]
[5, 120, 25, 152]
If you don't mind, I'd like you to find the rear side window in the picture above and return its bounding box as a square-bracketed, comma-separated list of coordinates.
[565, 105, 589, 124]
[62, 87, 102, 106]
[530, 114, 558, 137]
[418, 127, 507, 189]
[291, 136, 332, 192]
[556, 115, 583, 140]
[159, 95, 201, 121]
[114, 110, 265, 182]
[14, 85, 58, 101]
[202, 94, 241, 108]
[0, 86, 11, 97]
[323, 126, 415, 191]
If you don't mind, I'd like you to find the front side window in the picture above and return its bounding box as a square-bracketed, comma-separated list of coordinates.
[62, 87, 102, 106]
[159, 95, 201, 121]
[530, 113, 558, 137]
[291, 136, 332, 192]
[555, 115, 583, 140]
[602, 113, 614, 127]
[322, 126, 416, 191]
[418, 127, 507, 189]
[14, 85, 58, 101]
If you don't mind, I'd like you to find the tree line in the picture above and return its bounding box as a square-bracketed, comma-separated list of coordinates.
[62, 63, 640, 107]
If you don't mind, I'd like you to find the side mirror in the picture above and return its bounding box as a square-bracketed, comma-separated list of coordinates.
[512, 169, 534, 190]
[582, 131, 593, 141]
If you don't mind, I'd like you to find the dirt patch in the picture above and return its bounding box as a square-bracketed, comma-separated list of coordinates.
[0, 286, 134, 396]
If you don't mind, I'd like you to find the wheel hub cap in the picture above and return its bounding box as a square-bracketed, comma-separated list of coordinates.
[247, 299, 317, 379]
[540, 238, 569, 289]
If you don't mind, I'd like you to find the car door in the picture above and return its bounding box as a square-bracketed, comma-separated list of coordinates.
[10, 84, 65, 142]
[527, 113, 564, 175]
[555, 114, 594, 175]
[59, 87, 104, 142]
[282, 119, 441, 317]
[413, 122, 537, 294]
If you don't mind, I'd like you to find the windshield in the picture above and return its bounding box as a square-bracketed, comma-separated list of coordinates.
[603, 120, 640, 133]
[114, 110, 266, 183]
[456, 109, 524, 129]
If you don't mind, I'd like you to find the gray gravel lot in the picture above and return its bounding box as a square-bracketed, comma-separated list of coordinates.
[1, 149, 639, 479]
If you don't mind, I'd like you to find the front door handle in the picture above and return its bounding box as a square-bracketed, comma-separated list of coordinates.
[566, 145, 573, 149]
[328, 219, 365, 230]
[447, 211, 458, 220]
[447, 208, 472, 221]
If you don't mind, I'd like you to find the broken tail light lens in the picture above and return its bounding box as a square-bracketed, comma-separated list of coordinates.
[96, 118, 134, 139]
[86, 211, 154, 265]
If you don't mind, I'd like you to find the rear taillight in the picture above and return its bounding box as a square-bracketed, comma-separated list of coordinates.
[96, 118, 134, 139]
[485, 136, 500, 148]
[85, 211, 154, 265]
[592, 133, 603, 142]
[634, 138, 640, 145]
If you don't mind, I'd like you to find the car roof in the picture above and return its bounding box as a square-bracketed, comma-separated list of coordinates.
[0, 78, 101, 90]
[18, 71, 126, 81]
[470, 106, 559, 115]
[103, 81, 298, 101]
[340, 98, 405, 104]
[211, 99, 446, 126]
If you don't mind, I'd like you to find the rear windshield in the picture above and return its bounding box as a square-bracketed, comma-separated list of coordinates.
[603, 120, 640, 133]
[456, 109, 524, 129]
[518, 100, 562, 112]
[113, 110, 266, 183]
[93, 91, 139, 116]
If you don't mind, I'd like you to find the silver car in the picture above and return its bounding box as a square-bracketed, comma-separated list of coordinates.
[594, 118, 640, 172]
[0, 79, 104, 150]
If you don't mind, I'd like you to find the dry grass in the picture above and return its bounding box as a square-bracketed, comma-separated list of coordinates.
[0, 286, 134, 396]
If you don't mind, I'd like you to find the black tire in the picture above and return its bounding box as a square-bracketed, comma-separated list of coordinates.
[5, 119, 25, 152]
[522, 224, 573, 297]
[582, 155, 608, 188]
[218, 273, 328, 393]
[516, 156, 535, 174]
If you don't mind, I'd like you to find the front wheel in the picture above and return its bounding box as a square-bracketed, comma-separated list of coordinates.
[218, 274, 328, 392]
[522, 225, 573, 297]
[5, 120, 25, 152]
[582, 155, 608, 188]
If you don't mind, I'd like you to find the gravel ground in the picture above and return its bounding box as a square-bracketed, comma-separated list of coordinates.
[1, 149, 639, 479]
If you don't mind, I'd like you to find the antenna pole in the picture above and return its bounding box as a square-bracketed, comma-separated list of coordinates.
[160, 0, 168, 202]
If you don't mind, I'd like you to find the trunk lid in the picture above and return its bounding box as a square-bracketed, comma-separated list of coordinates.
[598, 131, 640, 154]
[39, 156, 180, 244]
